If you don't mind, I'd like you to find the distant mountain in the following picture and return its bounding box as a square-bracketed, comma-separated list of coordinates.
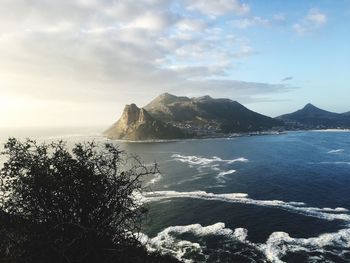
[277, 103, 350, 129]
[104, 103, 187, 140]
[144, 93, 283, 134]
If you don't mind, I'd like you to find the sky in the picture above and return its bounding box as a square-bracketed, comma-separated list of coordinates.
[0, 0, 349, 128]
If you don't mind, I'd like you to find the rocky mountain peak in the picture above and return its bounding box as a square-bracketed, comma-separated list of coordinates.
[302, 103, 319, 111]
[104, 103, 186, 140]
[120, 103, 141, 126]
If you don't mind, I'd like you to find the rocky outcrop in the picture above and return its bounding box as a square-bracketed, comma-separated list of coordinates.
[104, 104, 187, 140]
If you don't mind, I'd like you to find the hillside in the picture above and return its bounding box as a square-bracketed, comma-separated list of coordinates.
[144, 93, 283, 134]
[277, 103, 350, 129]
[104, 103, 186, 140]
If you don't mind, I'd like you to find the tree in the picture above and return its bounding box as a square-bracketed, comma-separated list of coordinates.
[0, 138, 172, 263]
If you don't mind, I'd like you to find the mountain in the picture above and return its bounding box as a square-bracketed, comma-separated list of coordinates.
[278, 103, 350, 128]
[104, 103, 187, 140]
[144, 93, 283, 134]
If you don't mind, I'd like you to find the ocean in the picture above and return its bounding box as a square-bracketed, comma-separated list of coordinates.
[1, 129, 350, 262]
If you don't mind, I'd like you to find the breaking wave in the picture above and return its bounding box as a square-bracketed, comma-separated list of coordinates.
[171, 154, 248, 166]
[327, 149, 345, 154]
[218, 170, 236, 176]
[145, 173, 163, 186]
[216, 170, 237, 184]
[139, 190, 350, 262]
[141, 191, 350, 222]
[171, 154, 248, 183]
[141, 222, 350, 263]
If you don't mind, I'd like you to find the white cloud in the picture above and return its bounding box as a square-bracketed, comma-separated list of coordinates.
[127, 12, 177, 31]
[306, 8, 327, 25]
[176, 18, 207, 32]
[293, 8, 327, 36]
[273, 13, 287, 22]
[0, 0, 291, 127]
[232, 16, 270, 29]
[186, 0, 249, 17]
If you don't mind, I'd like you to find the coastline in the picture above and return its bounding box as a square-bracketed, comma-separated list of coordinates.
[108, 128, 350, 143]
[107, 130, 285, 143]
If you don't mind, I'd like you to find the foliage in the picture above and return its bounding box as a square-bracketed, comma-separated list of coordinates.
[0, 138, 171, 263]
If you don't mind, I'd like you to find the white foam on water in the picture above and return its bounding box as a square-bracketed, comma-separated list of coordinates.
[145, 173, 163, 186]
[141, 223, 239, 262]
[171, 154, 248, 167]
[233, 227, 248, 242]
[139, 190, 350, 261]
[141, 225, 207, 263]
[218, 170, 237, 176]
[171, 154, 248, 183]
[327, 149, 344, 154]
[141, 191, 350, 222]
[216, 169, 237, 183]
[141, 222, 350, 263]
[260, 227, 350, 263]
[228, 157, 249, 164]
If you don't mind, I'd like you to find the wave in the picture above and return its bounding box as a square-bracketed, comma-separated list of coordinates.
[172, 154, 248, 166]
[145, 173, 163, 186]
[141, 222, 350, 263]
[216, 169, 237, 184]
[218, 169, 236, 176]
[139, 189, 350, 262]
[327, 149, 344, 154]
[171, 154, 248, 183]
[141, 191, 350, 222]
[260, 227, 350, 263]
[140, 222, 250, 263]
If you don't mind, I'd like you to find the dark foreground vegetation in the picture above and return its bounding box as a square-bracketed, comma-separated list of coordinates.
[0, 138, 180, 263]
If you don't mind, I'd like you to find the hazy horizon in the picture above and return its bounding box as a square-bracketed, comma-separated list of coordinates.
[1, 0, 349, 128]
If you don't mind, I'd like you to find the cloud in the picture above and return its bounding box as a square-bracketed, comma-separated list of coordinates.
[281, 76, 293, 82]
[176, 18, 207, 32]
[293, 8, 327, 35]
[273, 13, 287, 22]
[0, 0, 292, 127]
[232, 16, 270, 29]
[169, 79, 295, 107]
[127, 12, 177, 31]
[306, 8, 327, 25]
[186, 0, 250, 17]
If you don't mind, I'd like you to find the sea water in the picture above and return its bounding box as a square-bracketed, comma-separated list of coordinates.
[1, 129, 350, 262]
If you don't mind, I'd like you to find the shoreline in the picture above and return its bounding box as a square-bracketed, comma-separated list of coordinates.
[109, 128, 350, 143]
[108, 131, 285, 143]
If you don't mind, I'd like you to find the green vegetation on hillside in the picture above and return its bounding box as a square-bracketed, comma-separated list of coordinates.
[145, 93, 283, 133]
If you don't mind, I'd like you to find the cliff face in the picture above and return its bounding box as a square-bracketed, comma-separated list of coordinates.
[104, 104, 186, 140]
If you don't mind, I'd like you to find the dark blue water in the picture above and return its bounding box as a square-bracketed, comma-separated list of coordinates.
[1, 130, 350, 262]
[119, 131, 350, 262]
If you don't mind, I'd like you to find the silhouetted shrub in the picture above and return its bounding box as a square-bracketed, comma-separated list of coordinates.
[0, 138, 177, 263]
